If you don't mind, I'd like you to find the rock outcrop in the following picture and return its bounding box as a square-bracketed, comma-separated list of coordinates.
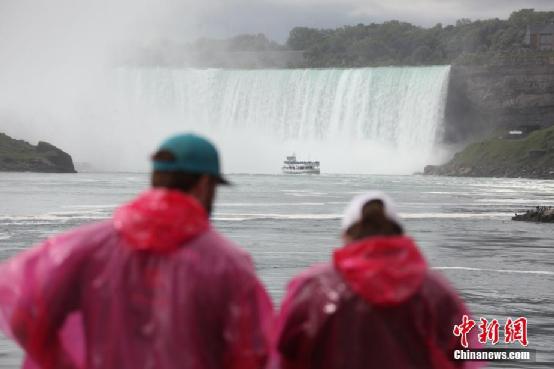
[513, 206, 554, 223]
[424, 126, 554, 179]
[0, 133, 77, 173]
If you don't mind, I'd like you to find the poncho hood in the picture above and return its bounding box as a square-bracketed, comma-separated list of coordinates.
[113, 188, 209, 252]
[333, 236, 427, 306]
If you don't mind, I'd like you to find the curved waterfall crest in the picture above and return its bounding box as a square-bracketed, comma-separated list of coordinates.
[112, 66, 451, 173]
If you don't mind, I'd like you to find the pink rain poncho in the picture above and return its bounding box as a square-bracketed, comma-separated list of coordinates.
[0, 189, 273, 369]
[275, 236, 484, 369]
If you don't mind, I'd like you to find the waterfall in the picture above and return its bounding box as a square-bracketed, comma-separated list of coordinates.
[112, 66, 450, 174]
[1, 66, 451, 174]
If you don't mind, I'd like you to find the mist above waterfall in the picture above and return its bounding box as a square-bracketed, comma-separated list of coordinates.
[0, 0, 452, 174]
[102, 66, 451, 174]
[0, 0, 200, 168]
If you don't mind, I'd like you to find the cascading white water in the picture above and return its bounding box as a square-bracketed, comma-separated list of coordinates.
[112, 66, 451, 174]
[1, 66, 450, 173]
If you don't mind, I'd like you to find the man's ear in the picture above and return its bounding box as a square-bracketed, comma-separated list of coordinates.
[189, 175, 211, 199]
[189, 175, 216, 211]
[197, 175, 213, 192]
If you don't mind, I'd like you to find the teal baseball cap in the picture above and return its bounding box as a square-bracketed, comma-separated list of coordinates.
[153, 133, 230, 185]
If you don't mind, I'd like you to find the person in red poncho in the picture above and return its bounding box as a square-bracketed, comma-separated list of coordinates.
[0, 133, 273, 369]
[275, 192, 485, 369]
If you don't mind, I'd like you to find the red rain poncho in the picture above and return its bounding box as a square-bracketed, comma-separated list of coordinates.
[275, 236, 484, 369]
[0, 189, 273, 369]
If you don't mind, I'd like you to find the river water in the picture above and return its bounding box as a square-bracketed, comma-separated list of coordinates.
[1, 172, 553, 368]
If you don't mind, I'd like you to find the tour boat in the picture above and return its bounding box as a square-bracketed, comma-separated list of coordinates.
[282, 155, 320, 174]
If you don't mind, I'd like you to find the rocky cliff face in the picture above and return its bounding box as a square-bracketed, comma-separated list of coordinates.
[444, 63, 554, 143]
[0, 133, 77, 173]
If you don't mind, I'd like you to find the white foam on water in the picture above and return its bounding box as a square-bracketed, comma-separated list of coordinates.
[424, 191, 468, 195]
[286, 193, 334, 198]
[213, 213, 341, 221]
[433, 266, 554, 276]
[0, 247, 29, 254]
[400, 212, 513, 219]
[212, 217, 250, 222]
[50, 210, 109, 216]
[280, 190, 329, 195]
[218, 202, 326, 207]
[475, 198, 551, 204]
[214, 211, 513, 222]
[0, 213, 109, 223]
[0, 215, 68, 222]
[62, 204, 116, 209]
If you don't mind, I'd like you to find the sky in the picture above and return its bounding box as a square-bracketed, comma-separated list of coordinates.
[1, 0, 554, 48]
[177, 0, 554, 42]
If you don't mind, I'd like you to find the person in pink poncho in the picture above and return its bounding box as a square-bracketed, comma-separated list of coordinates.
[0, 133, 273, 369]
[275, 192, 485, 369]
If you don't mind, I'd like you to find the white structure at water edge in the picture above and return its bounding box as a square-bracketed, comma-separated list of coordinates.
[282, 154, 320, 174]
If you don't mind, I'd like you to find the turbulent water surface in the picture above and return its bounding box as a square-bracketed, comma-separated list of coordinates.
[0, 172, 553, 368]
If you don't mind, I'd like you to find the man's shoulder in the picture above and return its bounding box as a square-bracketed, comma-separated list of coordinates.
[41, 220, 115, 254]
[53, 220, 114, 242]
[188, 228, 254, 269]
[1, 220, 115, 273]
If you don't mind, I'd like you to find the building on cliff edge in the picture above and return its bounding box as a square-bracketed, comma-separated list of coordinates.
[525, 24, 554, 50]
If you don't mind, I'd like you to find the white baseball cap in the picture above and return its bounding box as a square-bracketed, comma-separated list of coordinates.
[341, 191, 401, 232]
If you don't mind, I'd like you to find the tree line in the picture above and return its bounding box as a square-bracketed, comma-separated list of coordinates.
[285, 9, 554, 67]
[127, 9, 554, 67]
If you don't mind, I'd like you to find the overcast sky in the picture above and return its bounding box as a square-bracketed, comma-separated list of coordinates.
[180, 0, 554, 42]
[1, 0, 554, 47]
